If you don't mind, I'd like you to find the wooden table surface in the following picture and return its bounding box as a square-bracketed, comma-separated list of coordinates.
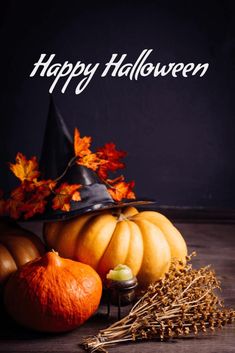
[0, 221, 235, 353]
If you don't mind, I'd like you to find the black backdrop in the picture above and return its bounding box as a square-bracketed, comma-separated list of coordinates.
[0, 0, 234, 209]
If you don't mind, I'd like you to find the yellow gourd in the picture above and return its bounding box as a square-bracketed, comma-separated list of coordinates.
[44, 207, 187, 287]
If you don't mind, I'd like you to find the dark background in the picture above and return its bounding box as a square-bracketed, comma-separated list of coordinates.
[0, 0, 234, 209]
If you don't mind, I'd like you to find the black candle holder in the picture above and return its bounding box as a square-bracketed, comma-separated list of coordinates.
[105, 277, 138, 320]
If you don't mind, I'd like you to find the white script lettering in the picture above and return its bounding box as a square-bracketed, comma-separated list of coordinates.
[29, 50, 209, 95]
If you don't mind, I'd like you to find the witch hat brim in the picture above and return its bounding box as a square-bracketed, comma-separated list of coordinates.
[31, 196, 155, 222]
[32, 98, 156, 222]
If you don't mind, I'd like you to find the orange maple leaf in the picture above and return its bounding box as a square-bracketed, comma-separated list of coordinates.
[5, 185, 25, 219]
[107, 176, 136, 201]
[21, 198, 48, 220]
[9, 153, 40, 182]
[10, 185, 25, 200]
[4, 179, 56, 220]
[5, 199, 23, 219]
[21, 179, 56, 194]
[74, 128, 92, 158]
[52, 183, 81, 212]
[20, 180, 56, 219]
[34, 179, 56, 194]
[78, 153, 107, 171]
[96, 143, 127, 179]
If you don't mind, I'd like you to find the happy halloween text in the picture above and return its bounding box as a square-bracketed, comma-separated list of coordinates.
[29, 49, 209, 95]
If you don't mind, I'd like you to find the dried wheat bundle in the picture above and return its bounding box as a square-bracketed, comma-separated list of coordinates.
[82, 253, 235, 352]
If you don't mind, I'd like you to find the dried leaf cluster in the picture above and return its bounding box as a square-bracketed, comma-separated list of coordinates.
[82, 254, 235, 352]
[73, 128, 135, 201]
[0, 128, 135, 219]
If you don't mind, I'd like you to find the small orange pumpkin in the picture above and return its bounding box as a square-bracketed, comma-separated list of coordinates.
[4, 251, 102, 332]
[0, 221, 44, 287]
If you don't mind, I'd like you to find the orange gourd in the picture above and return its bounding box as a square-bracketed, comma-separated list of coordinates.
[0, 221, 44, 287]
[44, 207, 187, 287]
[4, 251, 102, 332]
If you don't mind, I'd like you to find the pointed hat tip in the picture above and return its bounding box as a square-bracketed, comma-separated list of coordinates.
[39, 97, 74, 179]
[48, 96, 73, 143]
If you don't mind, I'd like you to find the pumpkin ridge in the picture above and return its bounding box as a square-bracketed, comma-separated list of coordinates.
[7, 228, 45, 255]
[0, 223, 45, 290]
[97, 219, 131, 280]
[131, 220, 145, 269]
[76, 214, 117, 269]
[0, 240, 18, 268]
[132, 211, 172, 225]
[127, 219, 146, 280]
[49, 222, 68, 254]
[43, 222, 62, 249]
[125, 220, 144, 276]
[122, 206, 139, 218]
[50, 223, 65, 251]
[21, 229, 45, 255]
[0, 236, 40, 267]
[135, 214, 187, 262]
[133, 218, 171, 286]
[73, 212, 98, 259]
[96, 215, 121, 267]
[123, 220, 131, 264]
[95, 217, 119, 271]
[0, 244, 17, 285]
[56, 213, 96, 259]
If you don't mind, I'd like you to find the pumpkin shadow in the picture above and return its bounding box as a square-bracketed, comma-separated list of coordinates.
[0, 308, 59, 340]
[0, 307, 79, 340]
[0, 302, 134, 342]
[0, 304, 115, 341]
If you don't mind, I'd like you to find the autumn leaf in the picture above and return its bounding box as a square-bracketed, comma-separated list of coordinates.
[106, 175, 125, 185]
[107, 176, 136, 201]
[96, 143, 127, 179]
[78, 153, 107, 171]
[52, 183, 82, 212]
[11, 185, 25, 200]
[5, 185, 25, 219]
[9, 153, 40, 182]
[21, 198, 48, 220]
[74, 128, 92, 158]
[20, 180, 56, 219]
[3, 179, 57, 220]
[2, 127, 136, 220]
[5, 199, 23, 219]
[34, 179, 57, 195]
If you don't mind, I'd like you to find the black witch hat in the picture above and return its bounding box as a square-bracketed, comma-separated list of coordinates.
[38, 98, 154, 221]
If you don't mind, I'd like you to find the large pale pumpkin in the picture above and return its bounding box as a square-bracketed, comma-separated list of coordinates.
[0, 221, 45, 287]
[44, 207, 187, 287]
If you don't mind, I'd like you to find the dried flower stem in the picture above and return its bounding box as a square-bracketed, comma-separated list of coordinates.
[82, 253, 235, 352]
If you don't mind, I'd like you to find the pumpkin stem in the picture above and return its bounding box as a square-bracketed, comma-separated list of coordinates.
[117, 214, 128, 222]
[112, 208, 129, 222]
[42, 251, 62, 267]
